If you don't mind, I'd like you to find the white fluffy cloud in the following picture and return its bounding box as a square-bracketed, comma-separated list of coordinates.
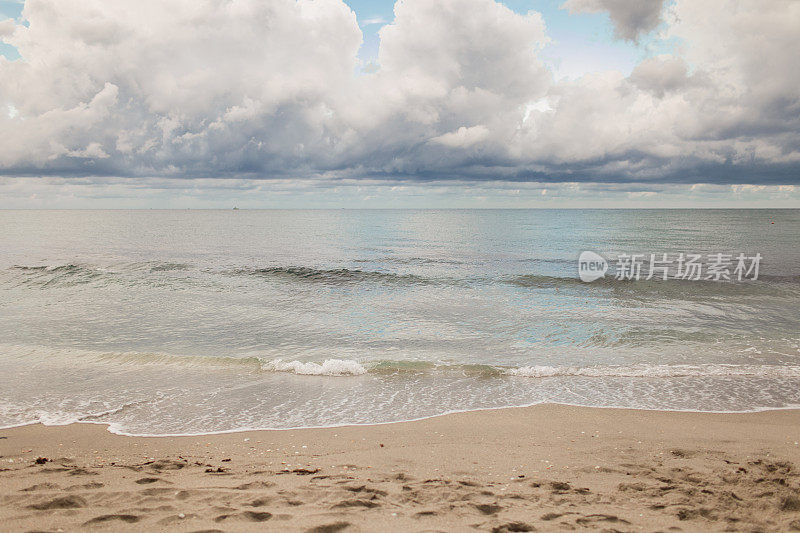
[338, 0, 549, 175]
[514, 0, 800, 182]
[1, 0, 362, 176]
[0, 0, 798, 185]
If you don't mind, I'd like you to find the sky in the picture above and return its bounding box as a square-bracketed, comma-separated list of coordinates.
[0, 0, 798, 208]
[346, 0, 649, 78]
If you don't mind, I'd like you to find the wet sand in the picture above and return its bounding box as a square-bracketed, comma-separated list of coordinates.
[2, 404, 800, 532]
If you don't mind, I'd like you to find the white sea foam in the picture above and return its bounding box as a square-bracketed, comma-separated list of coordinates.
[263, 358, 368, 376]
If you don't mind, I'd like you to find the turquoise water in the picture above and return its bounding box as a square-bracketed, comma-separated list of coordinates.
[1, 209, 799, 435]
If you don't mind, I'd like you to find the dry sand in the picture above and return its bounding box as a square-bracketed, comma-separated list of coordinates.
[2, 404, 800, 532]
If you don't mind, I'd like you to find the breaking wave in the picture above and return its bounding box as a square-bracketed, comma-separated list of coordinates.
[263, 358, 368, 375]
[5, 263, 799, 296]
[4, 345, 800, 379]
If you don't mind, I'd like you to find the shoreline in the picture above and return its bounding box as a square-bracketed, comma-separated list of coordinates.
[2, 404, 800, 531]
[6, 401, 800, 438]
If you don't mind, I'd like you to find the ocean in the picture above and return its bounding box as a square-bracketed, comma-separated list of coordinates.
[1, 209, 799, 435]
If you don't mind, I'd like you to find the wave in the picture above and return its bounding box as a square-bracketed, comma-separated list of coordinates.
[6, 262, 800, 292]
[508, 364, 800, 378]
[351, 257, 467, 266]
[7, 262, 192, 288]
[225, 266, 433, 285]
[4, 345, 800, 379]
[264, 358, 367, 375]
[0, 345, 370, 376]
[10, 264, 105, 287]
[13, 262, 191, 274]
[0, 397, 152, 428]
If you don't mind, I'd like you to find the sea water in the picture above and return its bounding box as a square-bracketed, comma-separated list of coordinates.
[1, 209, 799, 435]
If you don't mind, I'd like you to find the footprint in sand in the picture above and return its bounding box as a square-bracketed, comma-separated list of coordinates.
[540, 512, 563, 521]
[27, 495, 86, 510]
[305, 522, 351, 533]
[135, 477, 167, 484]
[83, 514, 141, 525]
[332, 499, 380, 509]
[147, 459, 187, 472]
[550, 481, 571, 493]
[214, 511, 273, 522]
[40, 466, 71, 473]
[140, 487, 174, 496]
[20, 483, 61, 492]
[575, 513, 630, 526]
[781, 496, 800, 511]
[671, 449, 698, 458]
[345, 485, 388, 496]
[491, 522, 535, 533]
[66, 481, 104, 491]
[473, 503, 503, 515]
[234, 481, 274, 490]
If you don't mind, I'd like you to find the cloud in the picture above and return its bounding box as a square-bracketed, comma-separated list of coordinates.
[561, 0, 665, 41]
[628, 55, 693, 97]
[1, 0, 362, 177]
[341, 0, 549, 174]
[0, 19, 16, 37]
[2, 175, 798, 209]
[511, 0, 800, 184]
[359, 16, 387, 26]
[0, 0, 798, 187]
[431, 126, 490, 148]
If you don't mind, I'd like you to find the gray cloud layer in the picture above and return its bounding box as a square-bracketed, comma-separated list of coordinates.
[0, 0, 798, 185]
[562, 0, 665, 41]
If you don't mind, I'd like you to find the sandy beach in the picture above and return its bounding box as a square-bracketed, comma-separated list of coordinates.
[0, 404, 799, 532]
